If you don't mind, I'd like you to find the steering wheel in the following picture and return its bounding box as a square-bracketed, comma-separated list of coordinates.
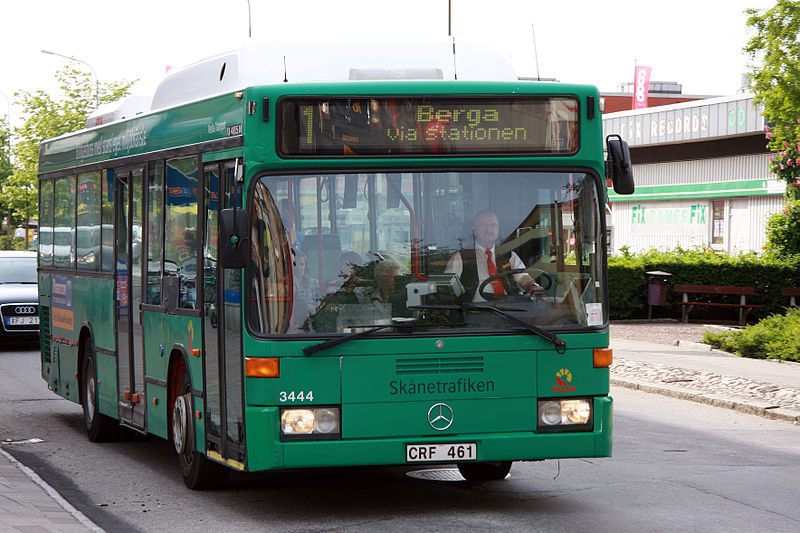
[478, 267, 554, 302]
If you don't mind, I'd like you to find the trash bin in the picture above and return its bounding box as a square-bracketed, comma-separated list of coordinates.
[646, 270, 672, 318]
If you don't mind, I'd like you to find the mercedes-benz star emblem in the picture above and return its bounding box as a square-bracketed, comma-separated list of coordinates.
[427, 402, 454, 431]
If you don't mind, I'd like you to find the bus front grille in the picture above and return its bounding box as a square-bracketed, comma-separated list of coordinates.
[395, 356, 484, 375]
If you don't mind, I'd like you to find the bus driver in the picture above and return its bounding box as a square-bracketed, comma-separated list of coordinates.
[444, 210, 543, 302]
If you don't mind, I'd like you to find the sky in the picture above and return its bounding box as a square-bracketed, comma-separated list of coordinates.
[0, 0, 778, 128]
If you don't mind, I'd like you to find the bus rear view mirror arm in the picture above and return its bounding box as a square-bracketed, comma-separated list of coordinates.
[219, 208, 250, 269]
[606, 134, 635, 195]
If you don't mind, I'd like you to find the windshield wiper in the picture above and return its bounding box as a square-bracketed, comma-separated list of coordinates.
[303, 318, 417, 356]
[409, 303, 566, 353]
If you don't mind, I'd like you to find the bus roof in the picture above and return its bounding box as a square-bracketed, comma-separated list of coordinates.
[149, 39, 517, 111]
[82, 39, 517, 130]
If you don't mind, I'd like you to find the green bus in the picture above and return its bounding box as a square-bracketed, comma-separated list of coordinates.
[38, 41, 634, 489]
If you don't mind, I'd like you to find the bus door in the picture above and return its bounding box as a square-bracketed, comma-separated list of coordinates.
[201, 158, 245, 464]
[115, 166, 147, 429]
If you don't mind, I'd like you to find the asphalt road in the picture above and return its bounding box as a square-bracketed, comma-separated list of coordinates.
[1, 346, 799, 532]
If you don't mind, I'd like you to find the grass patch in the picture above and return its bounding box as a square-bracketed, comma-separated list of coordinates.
[702, 307, 800, 362]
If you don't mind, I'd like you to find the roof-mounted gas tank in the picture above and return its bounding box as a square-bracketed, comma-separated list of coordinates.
[149, 38, 516, 111]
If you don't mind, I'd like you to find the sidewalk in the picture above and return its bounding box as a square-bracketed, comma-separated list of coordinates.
[0, 447, 102, 532]
[610, 321, 800, 424]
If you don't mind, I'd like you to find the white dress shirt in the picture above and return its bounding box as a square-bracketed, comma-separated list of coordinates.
[444, 243, 527, 302]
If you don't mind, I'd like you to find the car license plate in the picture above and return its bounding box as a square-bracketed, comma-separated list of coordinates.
[406, 442, 477, 462]
[7, 316, 39, 325]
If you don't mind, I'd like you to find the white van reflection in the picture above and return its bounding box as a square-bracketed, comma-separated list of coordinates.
[53, 227, 74, 268]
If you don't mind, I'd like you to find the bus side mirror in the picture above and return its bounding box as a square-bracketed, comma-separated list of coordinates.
[219, 208, 250, 269]
[606, 134, 635, 195]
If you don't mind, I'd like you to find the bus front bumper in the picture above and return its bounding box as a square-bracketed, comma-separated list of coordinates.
[243, 396, 612, 472]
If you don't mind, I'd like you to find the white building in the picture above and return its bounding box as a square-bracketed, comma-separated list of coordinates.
[603, 94, 786, 255]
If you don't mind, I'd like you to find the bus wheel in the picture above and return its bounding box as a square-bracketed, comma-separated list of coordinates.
[172, 369, 229, 490]
[81, 341, 118, 442]
[457, 461, 512, 482]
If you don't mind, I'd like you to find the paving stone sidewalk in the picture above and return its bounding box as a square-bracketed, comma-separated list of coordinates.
[610, 321, 800, 424]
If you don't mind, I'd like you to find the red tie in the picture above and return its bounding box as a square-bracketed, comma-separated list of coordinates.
[485, 249, 505, 295]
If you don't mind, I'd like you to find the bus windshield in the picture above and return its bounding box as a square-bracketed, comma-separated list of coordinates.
[248, 170, 604, 336]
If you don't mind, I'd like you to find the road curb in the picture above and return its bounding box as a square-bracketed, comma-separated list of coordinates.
[0, 446, 105, 532]
[611, 377, 800, 425]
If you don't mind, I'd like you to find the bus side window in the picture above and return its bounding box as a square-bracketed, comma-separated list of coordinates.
[165, 156, 199, 309]
[147, 161, 164, 305]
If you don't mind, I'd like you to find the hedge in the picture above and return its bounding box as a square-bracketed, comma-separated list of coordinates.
[608, 247, 800, 322]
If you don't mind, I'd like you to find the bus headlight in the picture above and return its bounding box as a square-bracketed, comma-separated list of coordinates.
[313, 408, 339, 434]
[537, 398, 593, 431]
[280, 407, 341, 439]
[281, 409, 315, 434]
[539, 401, 563, 426]
[561, 399, 591, 424]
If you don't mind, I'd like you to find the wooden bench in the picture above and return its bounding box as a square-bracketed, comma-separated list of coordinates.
[673, 284, 762, 325]
[783, 288, 800, 307]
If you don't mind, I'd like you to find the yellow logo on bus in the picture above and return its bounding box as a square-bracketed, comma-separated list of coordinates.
[553, 368, 576, 393]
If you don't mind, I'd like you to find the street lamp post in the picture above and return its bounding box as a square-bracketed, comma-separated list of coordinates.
[41, 49, 99, 108]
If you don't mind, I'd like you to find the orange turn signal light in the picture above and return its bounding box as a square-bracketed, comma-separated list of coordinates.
[245, 357, 280, 378]
[593, 348, 613, 368]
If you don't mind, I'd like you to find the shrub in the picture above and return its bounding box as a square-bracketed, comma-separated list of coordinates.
[0, 236, 26, 251]
[702, 307, 800, 362]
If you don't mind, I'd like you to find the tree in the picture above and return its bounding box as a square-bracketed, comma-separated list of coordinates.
[765, 199, 800, 257]
[746, 0, 800, 256]
[0, 119, 10, 178]
[3, 67, 135, 231]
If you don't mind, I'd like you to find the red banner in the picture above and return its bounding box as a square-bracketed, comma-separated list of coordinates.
[632, 66, 652, 110]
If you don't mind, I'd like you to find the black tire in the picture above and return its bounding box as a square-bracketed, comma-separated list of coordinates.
[81, 340, 119, 442]
[457, 461, 512, 481]
[173, 366, 229, 490]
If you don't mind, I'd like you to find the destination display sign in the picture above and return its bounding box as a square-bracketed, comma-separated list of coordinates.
[279, 96, 578, 157]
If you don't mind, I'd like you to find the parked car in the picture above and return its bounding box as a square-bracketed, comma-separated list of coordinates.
[0, 250, 39, 343]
